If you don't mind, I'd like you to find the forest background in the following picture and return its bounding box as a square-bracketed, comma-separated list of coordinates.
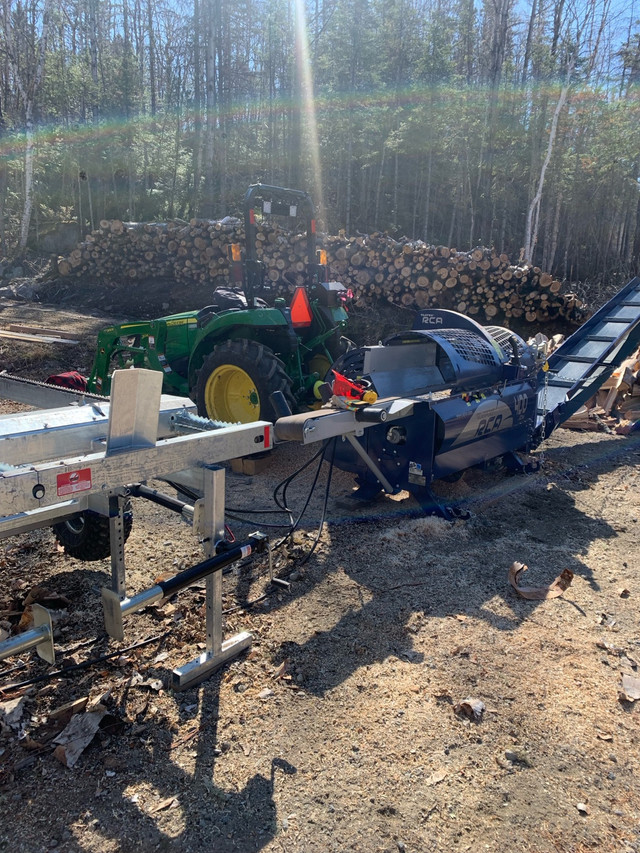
[1, 0, 640, 288]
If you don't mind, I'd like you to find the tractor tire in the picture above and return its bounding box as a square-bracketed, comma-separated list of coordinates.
[52, 502, 133, 562]
[325, 346, 366, 382]
[196, 339, 296, 423]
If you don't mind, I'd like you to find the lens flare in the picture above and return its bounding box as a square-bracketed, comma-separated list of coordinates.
[294, 0, 324, 226]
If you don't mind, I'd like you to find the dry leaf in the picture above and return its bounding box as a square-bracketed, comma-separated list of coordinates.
[596, 639, 623, 655]
[18, 605, 34, 632]
[22, 735, 46, 751]
[508, 562, 573, 600]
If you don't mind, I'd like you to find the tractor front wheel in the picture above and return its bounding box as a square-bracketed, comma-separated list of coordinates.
[196, 339, 296, 423]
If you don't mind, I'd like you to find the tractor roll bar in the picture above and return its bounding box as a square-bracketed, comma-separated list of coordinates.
[243, 183, 316, 265]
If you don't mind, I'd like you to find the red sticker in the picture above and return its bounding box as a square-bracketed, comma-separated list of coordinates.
[57, 468, 92, 496]
[264, 425, 271, 448]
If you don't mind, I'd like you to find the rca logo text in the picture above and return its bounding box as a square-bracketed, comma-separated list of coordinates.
[475, 413, 503, 436]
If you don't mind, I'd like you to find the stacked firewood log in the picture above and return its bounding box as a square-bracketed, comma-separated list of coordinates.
[563, 346, 640, 435]
[51, 218, 584, 326]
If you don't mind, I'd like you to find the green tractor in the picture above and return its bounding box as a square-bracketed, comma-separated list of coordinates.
[87, 185, 351, 422]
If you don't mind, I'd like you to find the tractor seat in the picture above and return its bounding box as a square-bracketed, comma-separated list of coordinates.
[196, 288, 247, 327]
[197, 288, 268, 327]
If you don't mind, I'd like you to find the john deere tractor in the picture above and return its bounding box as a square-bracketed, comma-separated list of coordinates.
[87, 185, 351, 422]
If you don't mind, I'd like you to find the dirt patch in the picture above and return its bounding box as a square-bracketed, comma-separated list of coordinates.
[0, 301, 119, 382]
[0, 300, 639, 853]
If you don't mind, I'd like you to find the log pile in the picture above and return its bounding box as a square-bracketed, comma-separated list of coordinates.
[51, 219, 585, 326]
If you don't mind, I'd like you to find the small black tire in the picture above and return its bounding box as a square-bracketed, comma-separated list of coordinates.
[52, 503, 133, 562]
[196, 339, 296, 423]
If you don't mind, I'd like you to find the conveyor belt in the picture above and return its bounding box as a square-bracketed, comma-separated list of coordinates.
[534, 276, 640, 441]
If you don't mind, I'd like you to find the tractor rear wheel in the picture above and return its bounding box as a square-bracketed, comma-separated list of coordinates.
[196, 339, 296, 423]
[52, 502, 133, 562]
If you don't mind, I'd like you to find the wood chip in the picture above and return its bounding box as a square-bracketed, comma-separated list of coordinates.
[272, 659, 289, 680]
[49, 696, 89, 726]
[619, 674, 640, 702]
[149, 795, 179, 814]
[425, 769, 447, 786]
[454, 698, 485, 720]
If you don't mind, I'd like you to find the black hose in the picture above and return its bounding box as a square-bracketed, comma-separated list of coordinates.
[300, 438, 336, 564]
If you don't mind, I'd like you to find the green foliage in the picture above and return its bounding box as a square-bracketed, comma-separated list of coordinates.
[0, 0, 638, 281]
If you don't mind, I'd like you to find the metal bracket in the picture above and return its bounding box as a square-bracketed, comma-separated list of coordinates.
[0, 604, 55, 665]
[344, 434, 396, 493]
[109, 493, 128, 598]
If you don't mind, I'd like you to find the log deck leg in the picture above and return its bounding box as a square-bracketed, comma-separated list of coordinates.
[171, 465, 253, 691]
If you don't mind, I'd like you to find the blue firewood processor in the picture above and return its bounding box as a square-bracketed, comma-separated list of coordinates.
[274, 276, 640, 517]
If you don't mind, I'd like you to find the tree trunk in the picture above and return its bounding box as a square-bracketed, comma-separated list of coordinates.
[147, 0, 157, 116]
[0, 95, 5, 254]
[191, 0, 203, 215]
[203, 0, 218, 217]
[524, 67, 572, 263]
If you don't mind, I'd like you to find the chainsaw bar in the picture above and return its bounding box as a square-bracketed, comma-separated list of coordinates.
[0, 371, 109, 409]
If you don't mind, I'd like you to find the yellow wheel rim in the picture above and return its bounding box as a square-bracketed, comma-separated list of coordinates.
[204, 364, 260, 423]
[307, 353, 332, 379]
[307, 353, 333, 400]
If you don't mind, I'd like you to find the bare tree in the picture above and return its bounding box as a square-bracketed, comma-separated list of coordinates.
[523, 63, 572, 262]
[2, 0, 53, 252]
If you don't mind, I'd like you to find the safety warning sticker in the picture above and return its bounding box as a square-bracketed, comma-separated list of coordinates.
[57, 468, 92, 497]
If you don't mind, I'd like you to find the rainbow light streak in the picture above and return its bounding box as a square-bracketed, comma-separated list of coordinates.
[0, 81, 636, 165]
